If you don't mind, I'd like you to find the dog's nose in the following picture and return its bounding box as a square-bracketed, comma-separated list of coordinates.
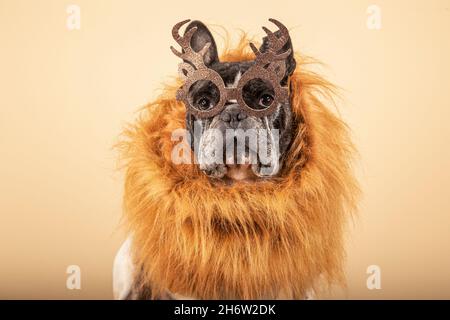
[220, 104, 247, 125]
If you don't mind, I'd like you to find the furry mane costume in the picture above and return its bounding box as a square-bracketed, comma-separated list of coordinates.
[118, 37, 359, 300]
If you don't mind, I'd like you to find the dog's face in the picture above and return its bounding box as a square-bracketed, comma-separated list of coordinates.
[179, 21, 297, 182]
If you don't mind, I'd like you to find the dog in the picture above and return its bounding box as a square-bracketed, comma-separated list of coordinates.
[113, 19, 359, 300]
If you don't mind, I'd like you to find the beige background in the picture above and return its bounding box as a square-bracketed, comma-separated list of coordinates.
[1, 0, 449, 299]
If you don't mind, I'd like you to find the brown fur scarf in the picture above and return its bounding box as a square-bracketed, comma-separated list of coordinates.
[119, 37, 359, 300]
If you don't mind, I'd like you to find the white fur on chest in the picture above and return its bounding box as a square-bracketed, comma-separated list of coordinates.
[112, 237, 134, 299]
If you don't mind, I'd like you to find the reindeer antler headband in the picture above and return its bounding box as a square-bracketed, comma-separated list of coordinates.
[171, 19, 292, 119]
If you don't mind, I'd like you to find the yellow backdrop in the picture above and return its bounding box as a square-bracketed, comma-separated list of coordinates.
[1, 0, 449, 299]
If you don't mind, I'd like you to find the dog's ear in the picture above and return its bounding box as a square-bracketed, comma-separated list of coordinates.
[259, 31, 296, 85]
[184, 20, 219, 66]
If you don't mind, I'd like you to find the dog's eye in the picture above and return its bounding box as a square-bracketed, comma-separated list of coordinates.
[259, 94, 274, 107]
[197, 97, 211, 110]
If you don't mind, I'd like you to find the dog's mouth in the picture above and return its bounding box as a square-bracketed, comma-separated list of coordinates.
[197, 127, 281, 183]
[200, 146, 279, 183]
[225, 161, 258, 183]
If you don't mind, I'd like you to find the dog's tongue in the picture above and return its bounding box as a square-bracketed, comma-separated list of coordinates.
[223, 149, 258, 181]
[225, 164, 256, 181]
